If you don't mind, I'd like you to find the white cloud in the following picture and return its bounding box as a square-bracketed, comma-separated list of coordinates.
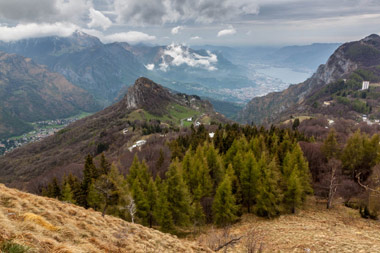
[88, 8, 112, 30]
[145, 64, 155, 70]
[0, 0, 92, 24]
[171, 26, 183, 35]
[190, 36, 202, 40]
[217, 26, 237, 37]
[0, 23, 78, 42]
[159, 44, 218, 71]
[114, 0, 259, 25]
[104, 31, 156, 43]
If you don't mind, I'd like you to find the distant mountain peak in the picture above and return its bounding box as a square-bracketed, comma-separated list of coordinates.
[122, 77, 173, 114]
[363, 33, 380, 41]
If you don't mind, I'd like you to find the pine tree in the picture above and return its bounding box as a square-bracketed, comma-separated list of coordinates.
[226, 163, 242, 214]
[254, 157, 282, 218]
[79, 154, 98, 208]
[154, 181, 174, 232]
[283, 169, 302, 213]
[322, 128, 339, 159]
[240, 152, 259, 213]
[42, 177, 61, 199]
[99, 153, 111, 175]
[156, 148, 165, 171]
[63, 174, 81, 204]
[212, 174, 238, 226]
[146, 177, 158, 228]
[205, 143, 224, 189]
[131, 178, 150, 225]
[61, 182, 76, 204]
[166, 159, 192, 227]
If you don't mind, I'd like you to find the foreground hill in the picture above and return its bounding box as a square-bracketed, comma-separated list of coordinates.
[0, 184, 211, 253]
[0, 51, 100, 139]
[197, 200, 380, 252]
[0, 77, 226, 191]
[238, 34, 380, 125]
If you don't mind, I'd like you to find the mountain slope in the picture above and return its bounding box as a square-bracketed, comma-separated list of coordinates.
[0, 32, 147, 104]
[0, 77, 226, 191]
[238, 34, 380, 125]
[0, 184, 211, 253]
[0, 51, 100, 139]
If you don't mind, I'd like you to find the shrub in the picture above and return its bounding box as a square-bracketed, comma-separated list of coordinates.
[0, 240, 30, 253]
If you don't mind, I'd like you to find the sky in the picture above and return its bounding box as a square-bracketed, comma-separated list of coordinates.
[0, 0, 379, 46]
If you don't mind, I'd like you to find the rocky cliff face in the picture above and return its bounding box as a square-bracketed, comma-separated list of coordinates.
[238, 34, 380, 125]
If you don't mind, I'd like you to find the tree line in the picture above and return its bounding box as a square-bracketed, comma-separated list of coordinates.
[42, 124, 313, 233]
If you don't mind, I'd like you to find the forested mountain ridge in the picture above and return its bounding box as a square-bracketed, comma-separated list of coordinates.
[0, 51, 100, 139]
[0, 77, 227, 191]
[238, 34, 380, 125]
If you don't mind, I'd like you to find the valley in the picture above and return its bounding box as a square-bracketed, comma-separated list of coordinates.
[0, 112, 91, 155]
[0, 4, 379, 251]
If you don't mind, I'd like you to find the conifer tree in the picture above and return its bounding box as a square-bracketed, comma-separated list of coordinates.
[99, 153, 111, 175]
[205, 143, 224, 189]
[254, 157, 282, 218]
[226, 163, 242, 214]
[166, 159, 192, 227]
[146, 177, 158, 228]
[42, 177, 61, 199]
[131, 179, 150, 225]
[156, 148, 165, 171]
[86, 181, 102, 210]
[322, 128, 339, 159]
[283, 169, 303, 213]
[154, 181, 174, 232]
[240, 152, 259, 212]
[61, 182, 76, 204]
[212, 174, 238, 226]
[79, 154, 98, 207]
[63, 174, 81, 204]
[191, 200, 206, 229]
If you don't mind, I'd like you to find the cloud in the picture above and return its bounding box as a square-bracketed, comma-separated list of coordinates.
[217, 26, 236, 37]
[0, 23, 78, 42]
[104, 31, 156, 43]
[191, 36, 202, 40]
[0, 0, 91, 24]
[114, 0, 259, 25]
[88, 8, 112, 30]
[171, 26, 183, 35]
[145, 64, 155, 70]
[159, 44, 218, 71]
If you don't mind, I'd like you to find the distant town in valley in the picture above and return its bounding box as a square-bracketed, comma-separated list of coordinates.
[0, 115, 89, 155]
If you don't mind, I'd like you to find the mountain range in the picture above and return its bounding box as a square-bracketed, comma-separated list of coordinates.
[0, 77, 226, 191]
[0, 51, 100, 139]
[238, 34, 380, 125]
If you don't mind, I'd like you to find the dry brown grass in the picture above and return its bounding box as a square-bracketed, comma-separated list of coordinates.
[0, 184, 211, 253]
[197, 198, 380, 252]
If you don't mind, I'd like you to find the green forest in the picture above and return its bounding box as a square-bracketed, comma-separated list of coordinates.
[42, 123, 380, 234]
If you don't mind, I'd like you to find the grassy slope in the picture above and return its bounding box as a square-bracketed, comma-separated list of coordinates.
[196, 199, 380, 252]
[127, 103, 202, 126]
[0, 184, 211, 253]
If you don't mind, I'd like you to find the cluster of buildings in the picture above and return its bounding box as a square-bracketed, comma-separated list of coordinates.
[0, 118, 80, 156]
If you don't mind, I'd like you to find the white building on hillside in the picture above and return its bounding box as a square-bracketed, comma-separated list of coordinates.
[362, 81, 370, 90]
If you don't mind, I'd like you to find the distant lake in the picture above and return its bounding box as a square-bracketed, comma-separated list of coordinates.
[256, 66, 313, 85]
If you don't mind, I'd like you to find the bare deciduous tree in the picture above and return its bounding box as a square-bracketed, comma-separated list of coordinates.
[327, 158, 341, 209]
[127, 195, 137, 223]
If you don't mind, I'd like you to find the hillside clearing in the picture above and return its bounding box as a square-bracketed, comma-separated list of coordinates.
[197, 199, 380, 252]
